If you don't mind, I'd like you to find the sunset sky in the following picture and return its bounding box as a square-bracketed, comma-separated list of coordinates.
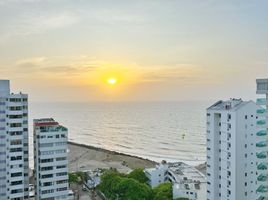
[0, 0, 267, 102]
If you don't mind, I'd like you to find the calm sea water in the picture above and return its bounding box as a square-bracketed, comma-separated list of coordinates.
[29, 101, 210, 168]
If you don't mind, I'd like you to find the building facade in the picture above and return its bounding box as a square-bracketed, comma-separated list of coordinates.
[0, 80, 29, 199]
[206, 99, 258, 200]
[145, 161, 206, 200]
[256, 79, 268, 200]
[34, 118, 69, 200]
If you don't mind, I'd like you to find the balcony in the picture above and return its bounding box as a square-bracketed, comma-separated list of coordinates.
[257, 120, 266, 126]
[257, 185, 268, 193]
[257, 130, 267, 136]
[257, 152, 267, 159]
[257, 109, 267, 114]
[257, 98, 268, 105]
[56, 126, 68, 131]
[257, 141, 268, 148]
[258, 174, 268, 182]
[257, 196, 268, 200]
[258, 163, 268, 170]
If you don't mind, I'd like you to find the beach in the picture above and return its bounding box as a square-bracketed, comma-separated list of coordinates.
[68, 142, 157, 173]
[68, 142, 206, 175]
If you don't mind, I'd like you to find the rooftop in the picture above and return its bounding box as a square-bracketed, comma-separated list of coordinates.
[168, 162, 205, 183]
[207, 98, 250, 111]
[34, 118, 59, 127]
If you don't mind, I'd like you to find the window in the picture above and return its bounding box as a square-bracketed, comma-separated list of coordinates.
[41, 174, 53, 179]
[56, 157, 66, 161]
[41, 158, 53, 163]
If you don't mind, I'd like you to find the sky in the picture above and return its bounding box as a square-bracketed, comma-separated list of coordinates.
[0, 0, 267, 102]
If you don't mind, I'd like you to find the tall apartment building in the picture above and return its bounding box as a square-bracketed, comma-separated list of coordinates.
[256, 79, 268, 200]
[206, 99, 258, 200]
[34, 118, 69, 200]
[0, 80, 29, 199]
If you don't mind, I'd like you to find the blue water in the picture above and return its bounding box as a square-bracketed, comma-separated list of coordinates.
[29, 101, 210, 167]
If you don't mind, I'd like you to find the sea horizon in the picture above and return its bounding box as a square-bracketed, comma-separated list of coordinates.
[28, 101, 212, 168]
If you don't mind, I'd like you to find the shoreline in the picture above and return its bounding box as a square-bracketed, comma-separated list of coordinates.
[68, 141, 206, 175]
[68, 141, 157, 173]
[68, 141, 157, 164]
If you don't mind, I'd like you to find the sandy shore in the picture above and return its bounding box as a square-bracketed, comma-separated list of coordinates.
[68, 142, 157, 173]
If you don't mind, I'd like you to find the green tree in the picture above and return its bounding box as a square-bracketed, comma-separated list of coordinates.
[68, 173, 79, 184]
[98, 170, 153, 200]
[117, 178, 153, 200]
[69, 171, 86, 184]
[127, 169, 149, 184]
[98, 171, 123, 200]
[153, 182, 173, 200]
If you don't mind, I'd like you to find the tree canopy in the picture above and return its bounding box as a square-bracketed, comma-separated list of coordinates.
[98, 169, 189, 200]
[98, 170, 152, 200]
[153, 182, 173, 200]
[68, 171, 85, 184]
[127, 169, 149, 184]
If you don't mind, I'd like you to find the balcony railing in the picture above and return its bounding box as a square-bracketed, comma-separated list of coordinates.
[256, 141, 267, 147]
[257, 120, 266, 125]
[257, 195, 268, 200]
[257, 130, 267, 136]
[257, 152, 267, 159]
[258, 174, 268, 182]
[258, 163, 268, 170]
[257, 185, 268, 193]
[257, 98, 268, 105]
[257, 109, 267, 114]
[257, 141, 268, 148]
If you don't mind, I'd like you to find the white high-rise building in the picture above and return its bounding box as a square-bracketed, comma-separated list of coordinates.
[34, 118, 69, 200]
[0, 80, 29, 199]
[256, 79, 268, 200]
[206, 99, 258, 200]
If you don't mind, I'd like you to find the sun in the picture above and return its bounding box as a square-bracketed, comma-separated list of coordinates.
[107, 77, 118, 85]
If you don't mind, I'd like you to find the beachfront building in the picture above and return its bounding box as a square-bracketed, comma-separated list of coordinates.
[34, 118, 69, 200]
[256, 79, 268, 200]
[145, 161, 206, 200]
[206, 99, 258, 200]
[0, 80, 29, 199]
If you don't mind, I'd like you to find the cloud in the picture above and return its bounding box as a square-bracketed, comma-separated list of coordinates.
[12, 56, 100, 76]
[0, 3, 80, 43]
[9, 55, 214, 88]
[140, 64, 210, 84]
[15, 57, 46, 68]
[13, 12, 79, 36]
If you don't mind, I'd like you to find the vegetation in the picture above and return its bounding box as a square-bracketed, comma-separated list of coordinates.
[127, 168, 149, 184]
[68, 171, 85, 184]
[98, 169, 186, 200]
[116, 178, 153, 200]
[174, 198, 189, 200]
[153, 182, 173, 200]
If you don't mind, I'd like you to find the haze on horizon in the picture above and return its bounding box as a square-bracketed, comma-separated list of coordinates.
[0, 0, 267, 102]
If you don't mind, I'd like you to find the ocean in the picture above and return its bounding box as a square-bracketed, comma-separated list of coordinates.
[29, 101, 210, 168]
